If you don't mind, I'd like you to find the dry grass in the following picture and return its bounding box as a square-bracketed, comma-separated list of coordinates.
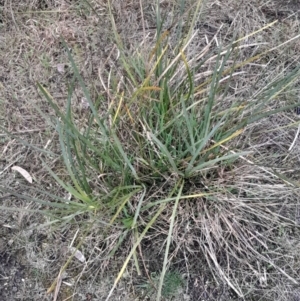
[1, 1, 300, 301]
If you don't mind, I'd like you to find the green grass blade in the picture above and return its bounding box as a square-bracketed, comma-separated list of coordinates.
[148, 132, 182, 176]
[156, 181, 183, 301]
[105, 203, 167, 301]
[60, 38, 108, 135]
[190, 151, 251, 176]
[110, 131, 138, 180]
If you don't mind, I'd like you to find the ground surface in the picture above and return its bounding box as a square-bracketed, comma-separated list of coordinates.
[2, 0, 300, 300]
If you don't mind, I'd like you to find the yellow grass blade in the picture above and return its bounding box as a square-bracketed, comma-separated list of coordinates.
[113, 91, 124, 125]
[203, 129, 244, 154]
[105, 203, 166, 301]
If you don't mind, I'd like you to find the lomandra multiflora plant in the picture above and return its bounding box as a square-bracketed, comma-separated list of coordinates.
[27, 1, 300, 299]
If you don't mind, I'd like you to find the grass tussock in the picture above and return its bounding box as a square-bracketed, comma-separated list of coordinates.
[2, 0, 300, 300]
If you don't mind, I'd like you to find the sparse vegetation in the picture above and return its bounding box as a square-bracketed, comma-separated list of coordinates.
[1, 1, 300, 301]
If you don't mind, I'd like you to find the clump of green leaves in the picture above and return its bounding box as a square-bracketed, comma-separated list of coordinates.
[18, 0, 300, 299]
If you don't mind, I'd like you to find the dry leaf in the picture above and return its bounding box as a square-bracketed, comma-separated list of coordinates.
[81, 97, 90, 109]
[11, 166, 33, 183]
[69, 247, 86, 263]
[56, 63, 65, 74]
